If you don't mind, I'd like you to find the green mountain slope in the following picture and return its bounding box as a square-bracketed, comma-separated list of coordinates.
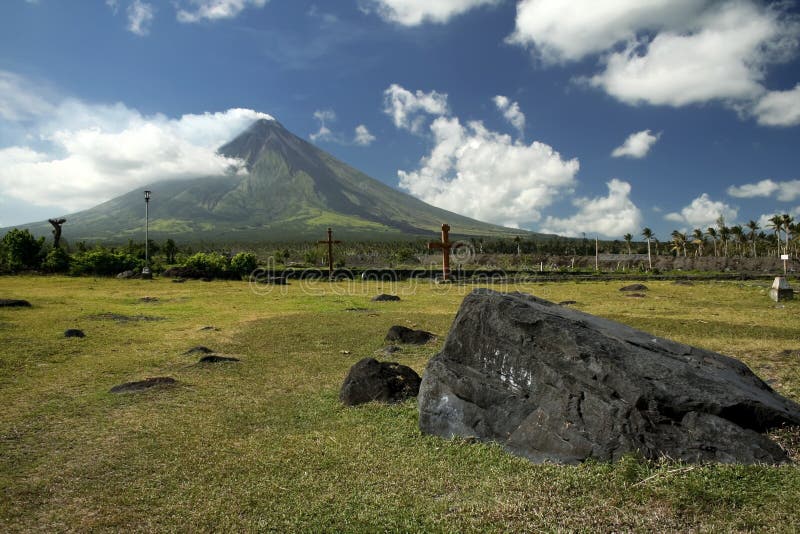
[6, 119, 538, 243]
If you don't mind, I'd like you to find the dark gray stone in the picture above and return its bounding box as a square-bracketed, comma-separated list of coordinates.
[372, 294, 401, 302]
[198, 355, 240, 363]
[117, 270, 136, 279]
[418, 289, 800, 464]
[0, 299, 31, 307]
[339, 357, 421, 406]
[186, 346, 214, 355]
[385, 325, 435, 345]
[109, 377, 176, 394]
[620, 284, 648, 291]
[64, 329, 85, 338]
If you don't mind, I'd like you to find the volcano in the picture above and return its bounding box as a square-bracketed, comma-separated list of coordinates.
[9, 119, 530, 243]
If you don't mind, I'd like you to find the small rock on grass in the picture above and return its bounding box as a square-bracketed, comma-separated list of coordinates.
[198, 355, 240, 364]
[0, 299, 31, 308]
[385, 325, 435, 345]
[620, 284, 648, 292]
[64, 329, 85, 338]
[109, 377, 176, 394]
[372, 294, 401, 302]
[185, 346, 214, 355]
[198, 326, 219, 331]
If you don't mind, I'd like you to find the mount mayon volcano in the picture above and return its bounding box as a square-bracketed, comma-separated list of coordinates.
[12, 119, 531, 243]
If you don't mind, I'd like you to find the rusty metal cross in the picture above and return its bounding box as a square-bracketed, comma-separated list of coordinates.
[317, 227, 342, 279]
[428, 224, 464, 282]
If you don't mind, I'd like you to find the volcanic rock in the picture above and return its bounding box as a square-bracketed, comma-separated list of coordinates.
[64, 329, 85, 338]
[339, 357, 421, 406]
[109, 377, 176, 394]
[418, 289, 800, 464]
[185, 346, 214, 355]
[372, 294, 401, 302]
[198, 355, 240, 363]
[385, 325, 435, 345]
[0, 299, 31, 307]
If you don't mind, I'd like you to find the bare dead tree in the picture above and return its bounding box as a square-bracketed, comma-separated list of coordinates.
[48, 218, 66, 248]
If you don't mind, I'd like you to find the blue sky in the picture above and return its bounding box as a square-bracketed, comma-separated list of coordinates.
[1, 0, 799, 241]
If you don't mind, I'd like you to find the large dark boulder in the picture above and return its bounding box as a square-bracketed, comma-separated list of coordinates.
[340, 357, 421, 406]
[418, 289, 800, 464]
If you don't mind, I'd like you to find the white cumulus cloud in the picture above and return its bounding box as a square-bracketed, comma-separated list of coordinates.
[127, 0, 155, 36]
[508, 0, 705, 64]
[354, 124, 376, 146]
[310, 109, 337, 142]
[728, 179, 800, 202]
[540, 179, 642, 238]
[752, 84, 800, 127]
[508, 0, 800, 119]
[361, 0, 500, 26]
[383, 84, 449, 134]
[665, 193, 738, 228]
[176, 0, 268, 23]
[611, 129, 660, 159]
[493, 95, 526, 136]
[397, 115, 579, 228]
[0, 73, 273, 212]
[0, 70, 56, 122]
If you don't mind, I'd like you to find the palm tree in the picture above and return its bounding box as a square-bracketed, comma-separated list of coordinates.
[642, 227, 654, 269]
[623, 233, 633, 255]
[691, 228, 705, 257]
[670, 230, 687, 257]
[719, 225, 731, 257]
[706, 226, 719, 257]
[767, 215, 783, 256]
[745, 220, 759, 257]
[730, 225, 745, 257]
[782, 214, 794, 255]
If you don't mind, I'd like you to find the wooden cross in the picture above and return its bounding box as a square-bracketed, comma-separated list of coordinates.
[428, 224, 463, 281]
[317, 227, 341, 279]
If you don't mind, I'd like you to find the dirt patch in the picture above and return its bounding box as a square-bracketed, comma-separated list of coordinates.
[109, 377, 176, 394]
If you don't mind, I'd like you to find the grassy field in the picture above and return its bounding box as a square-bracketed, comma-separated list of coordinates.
[1, 275, 800, 532]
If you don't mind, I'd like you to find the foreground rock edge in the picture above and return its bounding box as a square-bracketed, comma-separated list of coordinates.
[418, 289, 800, 465]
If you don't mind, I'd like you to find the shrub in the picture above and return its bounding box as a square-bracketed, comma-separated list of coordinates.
[70, 248, 142, 276]
[230, 252, 258, 277]
[41, 247, 71, 273]
[1, 228, 45, 271]
[182, 252, 230, 278]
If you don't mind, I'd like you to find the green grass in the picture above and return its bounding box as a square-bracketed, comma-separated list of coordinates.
[1, 277, 800, 531]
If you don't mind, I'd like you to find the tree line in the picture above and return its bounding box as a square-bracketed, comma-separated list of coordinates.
[1, 213, 796, 275]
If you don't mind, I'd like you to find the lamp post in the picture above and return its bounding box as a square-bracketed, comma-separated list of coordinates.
[143, 190, 152, 279]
